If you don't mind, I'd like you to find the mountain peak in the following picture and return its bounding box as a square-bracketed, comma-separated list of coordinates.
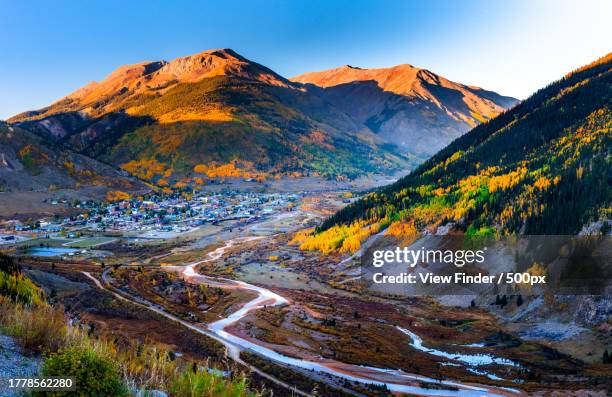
[8, 49, 406, 181]
[291, 62, 518, 155]
[291, 63, 426, 89]
[291, 62, 509, 105]
[155, 47, 290, 86]
[9, 50, 517, 182]
[36, 48, 294, 113]
[191, 48, 245, 60]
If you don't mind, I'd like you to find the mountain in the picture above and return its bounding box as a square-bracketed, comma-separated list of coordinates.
[292, 64, 518, 157]
[10, 49, 408, 182]
[0, 121, 143, 193]
[321, 53, 611, 236]
[9, 49, 518, 184]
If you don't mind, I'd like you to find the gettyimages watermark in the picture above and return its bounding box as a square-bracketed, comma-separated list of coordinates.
[358, 235, 612, 296]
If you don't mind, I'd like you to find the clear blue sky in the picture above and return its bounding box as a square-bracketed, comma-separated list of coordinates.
[1, 0, 610, 119]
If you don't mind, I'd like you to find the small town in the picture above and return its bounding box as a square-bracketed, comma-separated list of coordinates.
[0, 191, 300, 254]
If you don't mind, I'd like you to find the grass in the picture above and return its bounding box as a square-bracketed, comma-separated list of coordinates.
[169, 368, 256, 397]
[64, 237, 117, 248]
[0, 299, 66, 354]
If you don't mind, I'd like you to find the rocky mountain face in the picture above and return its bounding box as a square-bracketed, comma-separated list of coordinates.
[9, 49, 515, 182]
[292, 64, 518, 156]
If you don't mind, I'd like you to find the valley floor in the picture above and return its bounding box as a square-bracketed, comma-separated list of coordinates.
[4, 188, 611, 396]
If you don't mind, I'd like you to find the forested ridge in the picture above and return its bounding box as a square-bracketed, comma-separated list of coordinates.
[320, 53, 611, 238]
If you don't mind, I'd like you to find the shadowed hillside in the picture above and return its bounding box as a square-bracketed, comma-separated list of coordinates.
[292, 64, 518, 156]
[0, 121, 143, 194]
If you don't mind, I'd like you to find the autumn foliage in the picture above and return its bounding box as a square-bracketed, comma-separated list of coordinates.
[121, 158, 169, 181]
[193, 160, 267, 181]
[290, 221, 381, 255]
[106, 190, 131, 202]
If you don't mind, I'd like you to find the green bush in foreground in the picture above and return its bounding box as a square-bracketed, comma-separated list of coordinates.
[40, 347, 128, 397]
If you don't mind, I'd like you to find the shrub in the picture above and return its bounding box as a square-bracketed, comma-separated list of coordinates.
[41, 347, 127, 397]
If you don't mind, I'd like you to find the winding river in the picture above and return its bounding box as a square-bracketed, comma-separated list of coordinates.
[170, 237, 522, 397]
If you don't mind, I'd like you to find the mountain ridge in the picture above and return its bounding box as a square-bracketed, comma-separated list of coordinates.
[11, 49, 295, 125]
[9, 49, 516, 182]
[292, 63, 518, 156]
